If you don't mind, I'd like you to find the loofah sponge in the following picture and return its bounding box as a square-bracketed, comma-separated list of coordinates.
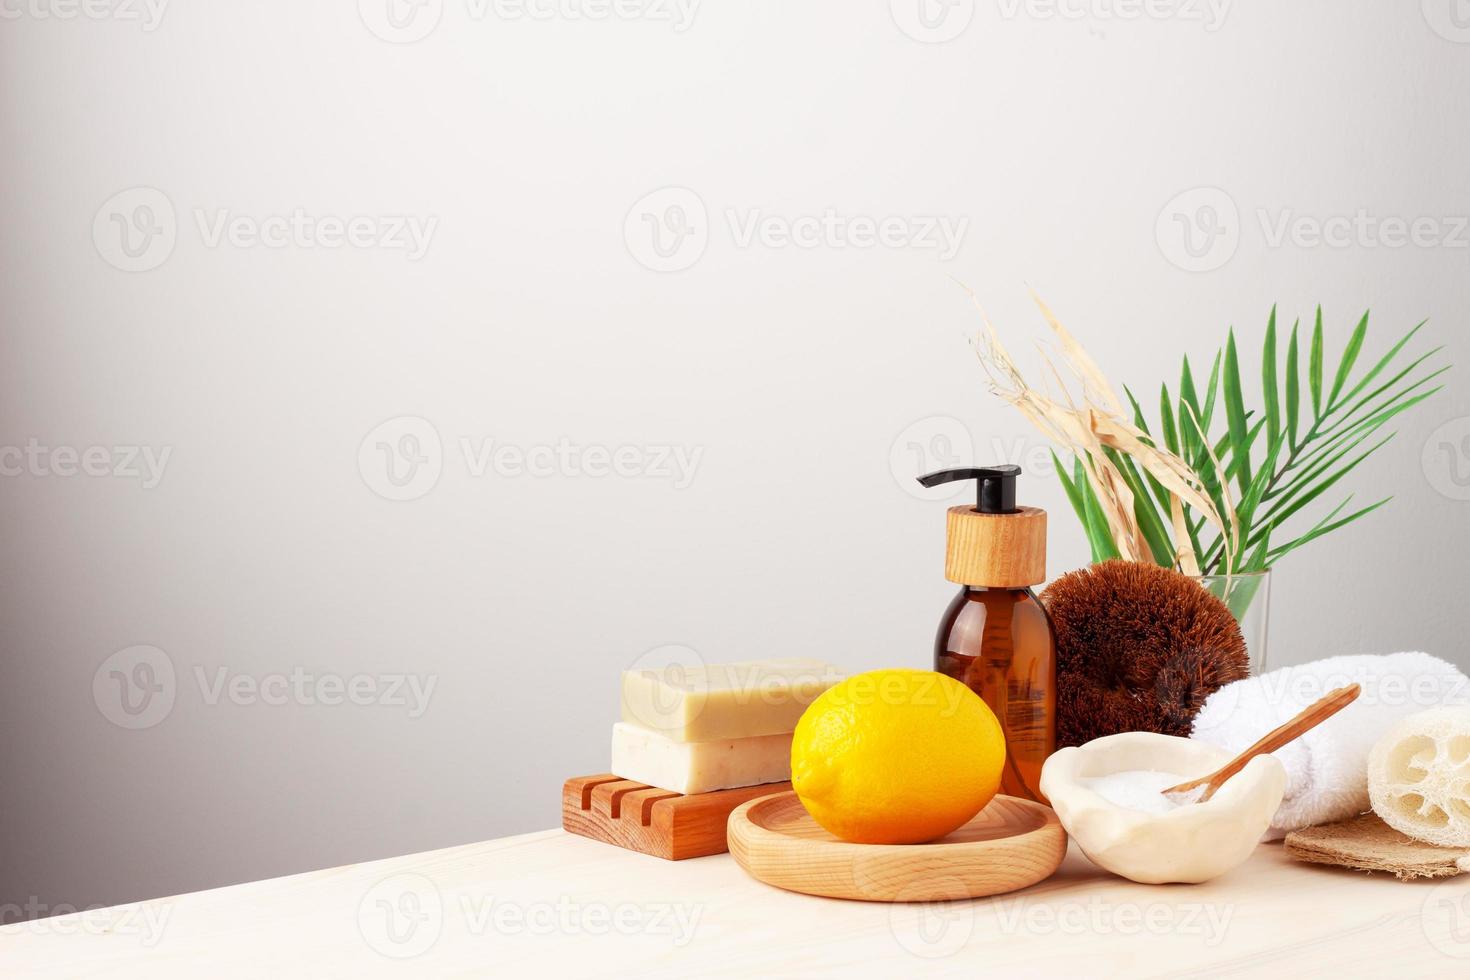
[1368, 706, 1470, 848]
[1041, 559, 1249, 748]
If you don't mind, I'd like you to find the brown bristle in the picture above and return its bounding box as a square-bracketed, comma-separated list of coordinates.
[1040, 559, 1249, 748]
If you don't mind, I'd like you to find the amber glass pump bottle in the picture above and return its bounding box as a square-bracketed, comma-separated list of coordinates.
[917, 466, 1056, 802]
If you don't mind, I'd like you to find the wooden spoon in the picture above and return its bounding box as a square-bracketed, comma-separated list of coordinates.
[1162, 683, 1362, 802]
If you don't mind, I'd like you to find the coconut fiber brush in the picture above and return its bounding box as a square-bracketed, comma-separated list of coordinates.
[1041, 560, 1250, 748]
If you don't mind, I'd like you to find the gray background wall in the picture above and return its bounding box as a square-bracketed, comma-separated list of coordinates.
[3, 1, 1468, 916]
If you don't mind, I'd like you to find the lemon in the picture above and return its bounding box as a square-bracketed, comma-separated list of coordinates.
[791, 669, 1005, 844]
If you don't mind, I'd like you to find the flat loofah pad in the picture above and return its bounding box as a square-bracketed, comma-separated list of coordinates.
[1285, 812, 1470, 880]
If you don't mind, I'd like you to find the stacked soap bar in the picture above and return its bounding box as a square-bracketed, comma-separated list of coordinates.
[612, 659, 840, 795]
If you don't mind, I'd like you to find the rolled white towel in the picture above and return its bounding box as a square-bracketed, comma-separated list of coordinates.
[1190, 652, 1470, 839]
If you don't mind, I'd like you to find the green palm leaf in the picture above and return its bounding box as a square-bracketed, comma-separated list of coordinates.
[1327, 311, 1369, 411]
[1309, 306, 1324, 418]
[1285, 319, 1301, 451]
[1263, 307, 1281, 455]
[1222, 329, 1252, 495]
[1336, 320, 1427, 409]
[1033, 306, 1444, 581]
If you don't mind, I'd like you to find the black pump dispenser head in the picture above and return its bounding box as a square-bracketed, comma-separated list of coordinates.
[917, 465, 1021, 514]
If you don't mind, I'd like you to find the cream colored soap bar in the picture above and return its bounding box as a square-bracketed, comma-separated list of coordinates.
[610, 722, 793, 795]
[620, 659, 841, 742]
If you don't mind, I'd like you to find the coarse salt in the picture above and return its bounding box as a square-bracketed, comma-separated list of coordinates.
[1077, 769, 1202, 814]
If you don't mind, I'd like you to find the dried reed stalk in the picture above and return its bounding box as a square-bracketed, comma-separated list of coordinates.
[969, 291, 1237, 574]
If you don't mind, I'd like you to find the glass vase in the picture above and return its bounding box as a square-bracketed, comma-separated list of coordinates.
[1190, 570, 1271, 675]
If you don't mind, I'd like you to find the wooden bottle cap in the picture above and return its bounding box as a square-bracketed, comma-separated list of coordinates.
[943, 505, 1047, 588]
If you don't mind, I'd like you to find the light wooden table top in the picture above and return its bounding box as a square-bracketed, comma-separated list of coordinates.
[4, 828, 1468, 977]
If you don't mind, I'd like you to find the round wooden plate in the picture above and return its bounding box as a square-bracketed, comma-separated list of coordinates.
[727, 792, 1067, 902]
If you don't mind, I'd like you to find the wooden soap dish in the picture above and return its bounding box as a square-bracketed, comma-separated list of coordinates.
[727, 791, 1066, 901]
[562, 774, 792, 861]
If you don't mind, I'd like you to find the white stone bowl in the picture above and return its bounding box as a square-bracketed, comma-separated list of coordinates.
[1040, 732, 1286, 884]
